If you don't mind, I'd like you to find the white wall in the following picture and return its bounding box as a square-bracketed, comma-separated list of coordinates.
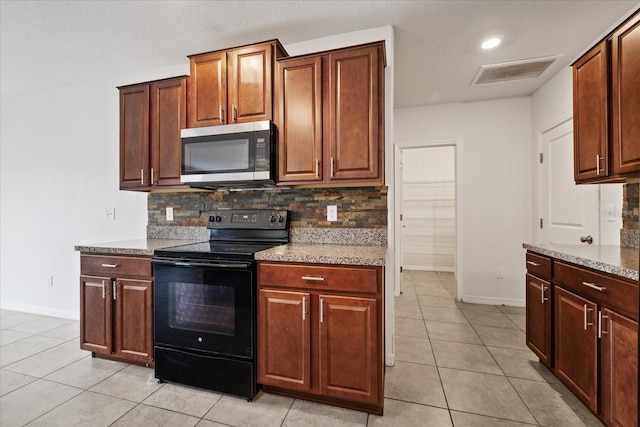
[530, 66, 623, 246]
[395, 97, 532, 306]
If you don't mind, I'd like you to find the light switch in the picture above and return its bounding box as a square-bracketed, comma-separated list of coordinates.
[327, 205, 337, 222]
[166, 207, 174, 221]
[105, 208, 115, 221]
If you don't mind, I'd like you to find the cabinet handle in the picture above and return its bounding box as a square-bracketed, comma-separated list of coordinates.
[141, 169, 144, 185]
[101, 280, 107, 299]
[315, 159, 319, 178]
[151, 168, 155, 184]
[302, 297, 306, 321]
[583, 304, 594, 330]
[526, 261, 541, 267]
[598, 312, 608, 339]
[302, 276, 325, 282]
[541, 285, 549, 304]
[330, 157, 335, 177]
[582, 281, 606, 292]
[101, 264, 118, 268]
[596, 154, 605, 175]
[112, 280, 117, 301]
[320, 298, 324, 323]
[232, 104, 237, 123]
[220, 106, 225, 124]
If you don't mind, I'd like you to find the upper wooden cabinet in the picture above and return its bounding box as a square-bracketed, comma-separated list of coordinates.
[573, 12, 640, 183]
[187, 40, 287, 128]
[119, 76, 187, 190]
[275, 42, 385, 186]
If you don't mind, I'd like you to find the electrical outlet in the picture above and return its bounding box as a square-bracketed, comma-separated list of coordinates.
[105, 208, 115, 221]
[327, 205, 337, 222]
[496, 267, 504, 279]
[166, 207, 174, 221]
[47, 275, 54, 287]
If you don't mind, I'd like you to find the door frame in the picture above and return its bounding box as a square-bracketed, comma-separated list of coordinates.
[393, 140, 463, 298]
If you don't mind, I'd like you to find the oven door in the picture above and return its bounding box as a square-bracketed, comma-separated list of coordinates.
[152, 258, 254, 359]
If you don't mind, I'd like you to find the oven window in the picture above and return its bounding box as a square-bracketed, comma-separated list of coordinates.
[169, 281, 236, 336]
[184, 139, 250, 172]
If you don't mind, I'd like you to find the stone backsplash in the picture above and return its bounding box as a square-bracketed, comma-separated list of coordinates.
[148, 187, 388, 229]
[621, 181, 639, 249]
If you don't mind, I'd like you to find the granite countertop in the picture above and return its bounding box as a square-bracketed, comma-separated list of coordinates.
[254, 243, 388, 266]
[75, 239, 205, 256]
[523, 243, 639, 281]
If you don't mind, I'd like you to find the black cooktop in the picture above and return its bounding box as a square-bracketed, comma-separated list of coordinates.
[154, 241, 282, 261]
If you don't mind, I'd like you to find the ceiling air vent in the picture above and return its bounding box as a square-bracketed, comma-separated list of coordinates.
[471, 55, 561, 85]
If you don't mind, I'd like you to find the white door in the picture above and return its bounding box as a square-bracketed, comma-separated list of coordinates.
[539, 119, 599, 244]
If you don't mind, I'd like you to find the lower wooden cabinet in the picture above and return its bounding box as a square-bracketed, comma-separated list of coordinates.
[554, 286, 599, 412]
[257, 262, 383, 414]
[80, 254, 153, 365]
[525, 273, 552, 367]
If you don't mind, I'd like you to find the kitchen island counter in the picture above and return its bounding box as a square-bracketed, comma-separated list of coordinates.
[255, 243, 387, 266]
[523, 243, 638, 281]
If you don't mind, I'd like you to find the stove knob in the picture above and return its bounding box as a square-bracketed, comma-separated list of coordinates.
[208, 215, 215, 222]
[215, 215, 222, 222]
[278, 215, 284, 222]
[269, 215, 276, 222]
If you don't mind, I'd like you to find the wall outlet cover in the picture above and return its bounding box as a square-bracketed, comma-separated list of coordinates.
[327, 205, 338, 222]
[166, 207, 174, 221]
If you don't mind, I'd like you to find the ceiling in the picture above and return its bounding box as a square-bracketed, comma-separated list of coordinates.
[1, 0, 638, 108]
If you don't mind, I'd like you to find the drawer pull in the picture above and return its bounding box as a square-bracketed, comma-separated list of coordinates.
[526, 261, 541, 267]
[302, 276, 325, 282]
[582, 281, 606, 292]
[101, 263, 119, 268]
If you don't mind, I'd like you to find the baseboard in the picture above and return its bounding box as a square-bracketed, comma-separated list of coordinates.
[385, 352, 395, 367]
[402, 265, 455, 272]
[458, 294, 524, 307]
[0, 302, 79, 320]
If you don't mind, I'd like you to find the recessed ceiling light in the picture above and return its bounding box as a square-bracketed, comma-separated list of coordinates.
[481, 37, 501, 50]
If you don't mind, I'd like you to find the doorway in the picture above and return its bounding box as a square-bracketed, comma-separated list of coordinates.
[395, 144, 458, 298]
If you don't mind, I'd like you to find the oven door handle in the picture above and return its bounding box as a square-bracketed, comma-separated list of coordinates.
[152, 258, 251, 270]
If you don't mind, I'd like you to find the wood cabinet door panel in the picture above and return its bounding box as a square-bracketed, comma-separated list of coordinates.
[120, 84, 150, 189]
[228, 44, 272, 123]
[525, 274, 552, 367]
[611, 13, 640, 176]
[319, 295, 379, 404]
[275, 56, 323, 183]
[601, 308, 638, 427]
[258, 289, 311, 391]
[151, 77, 186, 187]
[328, 46, 381, 181]
[188, 51, 227, 127]
[113, 279, 153, 362]
[80, 275, 112, 354]
[573, 41, 608, 182]
[554, 286, 598, 412]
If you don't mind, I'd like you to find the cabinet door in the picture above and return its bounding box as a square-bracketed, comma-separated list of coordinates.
[319, 294, 379, 405]
[120, 84, 150, 189]
[188, 51, 227, 127]
[80, 275, 112, 354]
[328, 45, 382, 182]
[601, 308, 638, 427]
[573, 41, 609, 182]
[150, 77, 187, 187]
[525, 274, 552, 367]
[113, 278, 153, 363]
[258, 289, 311, 391]
[275, 56, 323, 183]
[228, 43, 273, 124]
[554, 286, 598, 412]
[611, 13, 640, 176]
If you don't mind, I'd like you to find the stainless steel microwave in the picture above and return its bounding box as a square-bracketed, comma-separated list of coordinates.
[180, 120, 276, 189]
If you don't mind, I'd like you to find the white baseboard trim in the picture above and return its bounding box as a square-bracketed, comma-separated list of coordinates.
[385, 352, 395, 367]
[403, 265, 455, 272]
[1, 302, 79, 320]
[458, 294, 525, 307]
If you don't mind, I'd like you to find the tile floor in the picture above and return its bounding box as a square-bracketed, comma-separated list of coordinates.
[0, 271, 603, 426]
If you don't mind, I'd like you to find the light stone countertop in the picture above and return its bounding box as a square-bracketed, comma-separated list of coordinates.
[254, 243, 388, 266]
[523, 243, 639, 281]
[74, 239, 205, 256]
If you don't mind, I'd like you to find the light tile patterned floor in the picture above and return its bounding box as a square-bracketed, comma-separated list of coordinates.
[0, 271, 603, 426]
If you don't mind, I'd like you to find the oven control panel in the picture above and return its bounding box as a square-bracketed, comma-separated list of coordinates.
[207, 209, 288, 229]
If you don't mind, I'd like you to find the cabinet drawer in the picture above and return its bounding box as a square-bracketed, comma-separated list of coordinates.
[258, 262, 380, 294]
[81, 255, 152, 278]
[554, 261, 638, 320]
[526, 252, 552, 280]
